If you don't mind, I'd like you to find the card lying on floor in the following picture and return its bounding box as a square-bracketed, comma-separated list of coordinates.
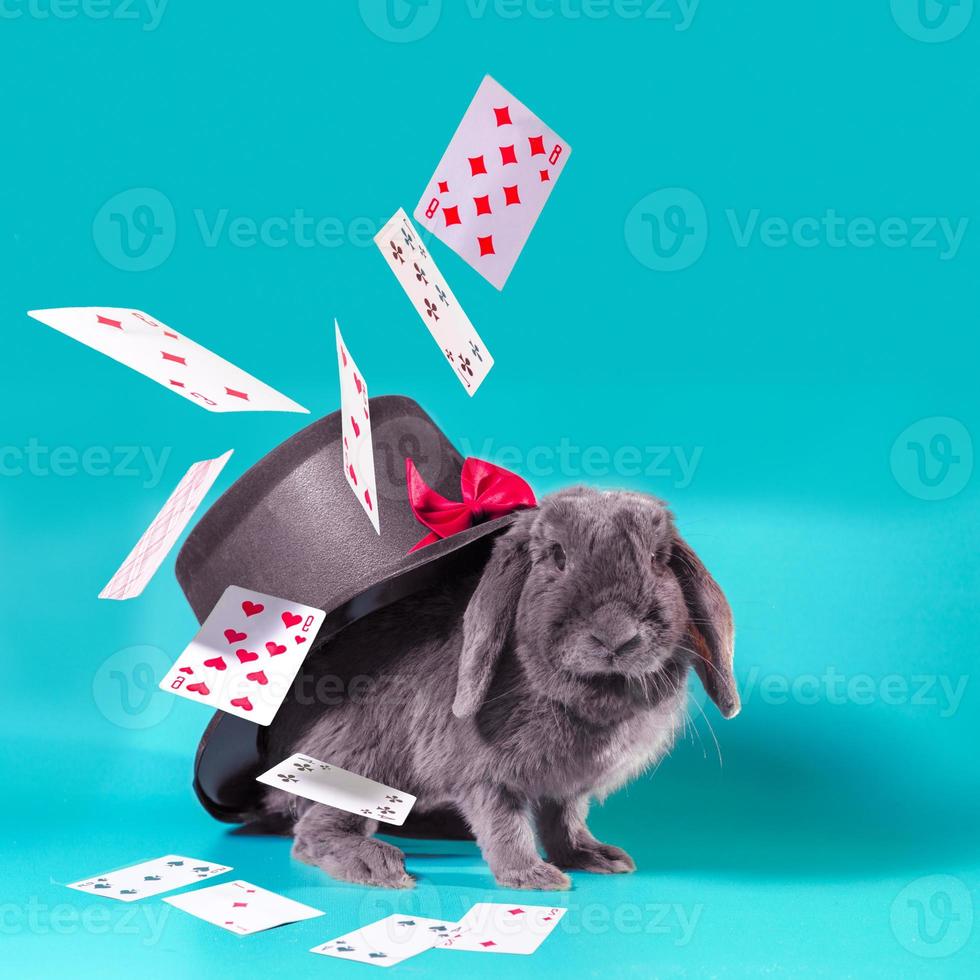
[27, 308, 308, 413]
[311, 914, 460, 967]
[164, 879, 324, 935]
[414, 75, 571, 290]
[159, 585, 325, 725]
[67, 855, 232, 903]
[99, 450, 233, 600]
[256, 753, 416, 826]
[335, 320, 380, 532]
[374, 209, 493, 395]
[437, 903, 565, 954]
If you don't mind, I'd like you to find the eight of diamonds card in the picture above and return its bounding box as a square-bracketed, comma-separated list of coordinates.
[164, 880, 324, 935]
[374, 209, 493, 395]
[335, 320, 380, 532]
[66, 855, 232, 903]
[257, 753, 416, 826]
[27, 307, 308, 414]
[414, 75, 571, 290]
[159, 585, 325, 725]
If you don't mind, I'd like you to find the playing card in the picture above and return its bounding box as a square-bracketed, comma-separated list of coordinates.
[256, 753, 416, 827]
[311, 914, 459, 967]
[335, 320, 380, 532]
[374, 209, 493, 395]
[27, 307, 308, 414]
[436, 903, 566, 954]
[159, 585, 325, 725]
[99, 450, 233, 600]
[66, 855, 232, 903]
[163, 880, 324, 935]
[415, 75, 571, 290]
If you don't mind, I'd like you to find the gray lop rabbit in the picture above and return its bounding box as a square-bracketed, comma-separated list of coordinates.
[261, 486, 739, 890]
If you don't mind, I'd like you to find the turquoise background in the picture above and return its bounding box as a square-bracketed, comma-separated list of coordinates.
[1, 2, 978, 976]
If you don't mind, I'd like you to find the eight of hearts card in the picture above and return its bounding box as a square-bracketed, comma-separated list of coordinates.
[436, 903, 566, 954]
[311, 914, 461, 967]
[414, 75, 571, 291]
[164, 880, 324, 935]
[66, 855, 232, 903]
[335, 320, 380, 532]
[374, 209, 493, 396]
[159, 585, 325, 725]
[256, 753, 416, 827]
[27, 307, 308, 414]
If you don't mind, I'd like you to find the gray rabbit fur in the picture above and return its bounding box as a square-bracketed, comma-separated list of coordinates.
[261, 486, 738, 890]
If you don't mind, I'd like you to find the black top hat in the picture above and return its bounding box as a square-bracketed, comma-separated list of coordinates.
[176, 396, 521, 823]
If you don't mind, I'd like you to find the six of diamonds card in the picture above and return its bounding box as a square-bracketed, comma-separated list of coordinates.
[159, 585, 326, 724]
[414, 74, 571, 290]
[375, 208, 493, 395]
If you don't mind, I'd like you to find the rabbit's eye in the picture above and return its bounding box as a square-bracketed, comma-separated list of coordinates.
[551, 543, 567, 571]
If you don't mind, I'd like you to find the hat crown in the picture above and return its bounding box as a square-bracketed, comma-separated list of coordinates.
[176, 396, 464, 622]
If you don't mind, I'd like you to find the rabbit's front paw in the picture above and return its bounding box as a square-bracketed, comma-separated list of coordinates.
[494, 861, 572, 891]
[294, 836, 415, 889]
[556, 841, 636, 874]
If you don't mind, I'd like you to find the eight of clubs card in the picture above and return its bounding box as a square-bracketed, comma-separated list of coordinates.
[375, 209, 493, 395]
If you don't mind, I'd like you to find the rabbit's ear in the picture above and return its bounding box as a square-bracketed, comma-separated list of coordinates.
[453, 526, 531, 719]
[669, 531, 740, 718]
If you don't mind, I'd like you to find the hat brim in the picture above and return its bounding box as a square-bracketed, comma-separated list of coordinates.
[192, 513, 516, 824]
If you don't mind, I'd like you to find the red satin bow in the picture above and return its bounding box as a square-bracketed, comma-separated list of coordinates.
[405, 457, 536, 552]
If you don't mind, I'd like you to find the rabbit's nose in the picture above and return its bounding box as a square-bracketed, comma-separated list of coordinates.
[590, 604, 641, 656]
[590, 630, 642, 657]
[589, 611, 642, 656]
